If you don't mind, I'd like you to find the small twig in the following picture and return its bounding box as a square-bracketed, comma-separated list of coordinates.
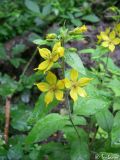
[4, 96, 11, 143]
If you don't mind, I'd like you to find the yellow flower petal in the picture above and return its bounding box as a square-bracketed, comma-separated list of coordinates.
[101, 32, 109, 41]
[109, 44, 115, 52]
[64, 78, 71, 88]
[70, 87, 78, 101]
[53, 41, 61, 52]
[36, 82, 49, 92]
[78, 78, 92, 87]
[55, 90, 63, 101]
[52, 54, 59, 62]
[113, 38, 120, 45]
[45, 91, 54, 105]
[38, 48, 51, 59]
[56, 47, 64, 57]
[77, 87, 87, 97]
[79, 25, 87, 32]
[102, 41, 109, 47]
[44, 61, 53, 73]
[37, 60, 49, 70]
[109, 31, 115, 40]
[56, 80, 64, 89]
[70, 69, 78, 81]
[46, 71, 57, 85]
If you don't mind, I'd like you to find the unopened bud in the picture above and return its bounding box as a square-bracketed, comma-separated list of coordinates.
[46, 33, 57, 40]
[69, 25, 87, 35]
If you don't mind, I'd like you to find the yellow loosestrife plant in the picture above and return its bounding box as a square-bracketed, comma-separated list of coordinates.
[35, 25, 92, 106]
[97, 25, 120, 52]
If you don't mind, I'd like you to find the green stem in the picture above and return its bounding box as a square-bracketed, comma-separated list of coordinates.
[61, 51, 81, 141]
[19, 49, 37, 82]
[66, 92, 81, 141]
[12, 48, 37, 96]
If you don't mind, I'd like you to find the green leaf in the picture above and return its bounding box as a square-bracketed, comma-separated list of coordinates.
[102, 58, 120, 75]
[0, 147, 7, 157]
[65, 115, 86, 126]
[79, 48, 95, 54]
[29, 149, 40, 160]
[71, 19, 82, 26]
[108, 77, 120, 96]
[79, 46, 108, 59]
[70, 141, 90, 160]
[12, 44, 26, 55]
[111, 111, 120, 146]
[113, 97, 120, 111]
[63, 127, 90, 160]
[28, 33, 40, 42]
[25, 113, 66, 144]
[28, 93, 58, 123]
[7, 145, 23, 160]
[33, 39, 49, 45]
[64, 50, 86, 75]
[95, 109, 114, 133]
[18, 72, 43, 91]
[0, 74, 18, 96]
[42, 4, 51, 16]
[10, 58, 26, 68]
[82, 14, 100, 23]
[11, 104, 32, 131]
[74, 97, 109, 116]
[25, 0, 40, 14]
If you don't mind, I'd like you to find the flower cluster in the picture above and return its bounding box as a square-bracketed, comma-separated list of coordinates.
[35, 42, 64, 73]
[36, 69, 92, 105]
[97, 24, 120, 52]
[35, 26, 92, 105]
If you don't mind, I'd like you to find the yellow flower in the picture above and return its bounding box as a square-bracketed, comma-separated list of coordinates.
[46, 33, 57, 40]
[97, 28, 110, 43]
[69, 25, 87, 35]
[52, 41, 64, 57]
[97, 28, 120, 52]
[36, 42, 64, 72]
[64, 69, 92, 101]
[36, 71, 64, 105]
[101, 30, 120, 52]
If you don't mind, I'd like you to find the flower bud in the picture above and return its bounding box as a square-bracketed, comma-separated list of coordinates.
[69, 25, 87, 35]
[46, 33, 57, 40]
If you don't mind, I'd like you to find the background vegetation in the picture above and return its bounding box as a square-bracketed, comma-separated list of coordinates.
[0, 0, 120, 160]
